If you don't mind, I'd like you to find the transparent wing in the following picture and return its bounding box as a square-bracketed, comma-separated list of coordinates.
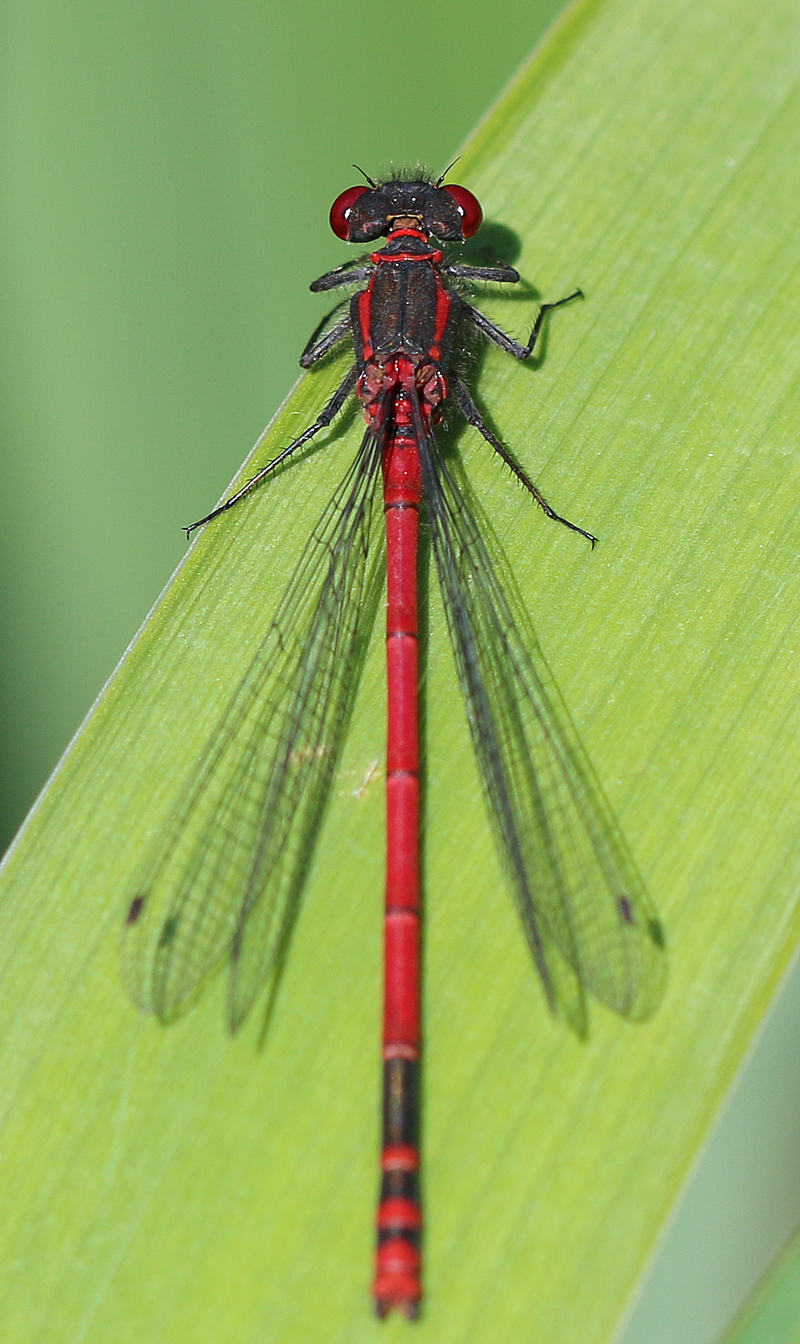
[122, 432, 384, 1028]
[418, 421, 666, 1032]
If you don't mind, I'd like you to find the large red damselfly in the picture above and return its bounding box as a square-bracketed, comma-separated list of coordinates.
[123, 168, 666, 1319]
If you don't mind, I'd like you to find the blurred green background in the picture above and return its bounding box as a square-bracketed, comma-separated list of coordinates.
[2, 2, 799, 1342]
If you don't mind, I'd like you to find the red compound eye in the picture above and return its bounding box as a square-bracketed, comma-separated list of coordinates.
[442, 184, 483, 238]
[329, 185, 369, 240]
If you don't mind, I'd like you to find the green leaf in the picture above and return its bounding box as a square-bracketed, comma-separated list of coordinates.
[2, 0, 800, 1339]
[720, 1229, 800, 1344]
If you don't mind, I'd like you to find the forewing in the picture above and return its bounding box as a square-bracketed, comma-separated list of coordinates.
[122, 433, 384, 1026]
[418, 426, 666, 1027]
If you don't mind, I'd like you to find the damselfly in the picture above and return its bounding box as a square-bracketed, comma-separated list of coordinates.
[123, 168, 666, 1319]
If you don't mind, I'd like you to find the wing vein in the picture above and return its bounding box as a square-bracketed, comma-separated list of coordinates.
[122, 432, 384, 1025]
[415, 411, 665, 1029]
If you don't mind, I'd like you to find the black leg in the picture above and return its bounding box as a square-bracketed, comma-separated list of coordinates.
[465, 289, 583, 361]
[444, 262, 520, 283]
[299, 312, 352, 369]
[449, 372, 596, 545]
[310, 262, 374, 293]
[186, 366, 358, 536]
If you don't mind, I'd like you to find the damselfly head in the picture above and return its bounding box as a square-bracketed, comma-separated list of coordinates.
[329, 177, 482, 243]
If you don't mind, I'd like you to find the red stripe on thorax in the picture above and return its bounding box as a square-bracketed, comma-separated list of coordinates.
[357, 287, 374, 360]
[429, 278, 451, 362]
